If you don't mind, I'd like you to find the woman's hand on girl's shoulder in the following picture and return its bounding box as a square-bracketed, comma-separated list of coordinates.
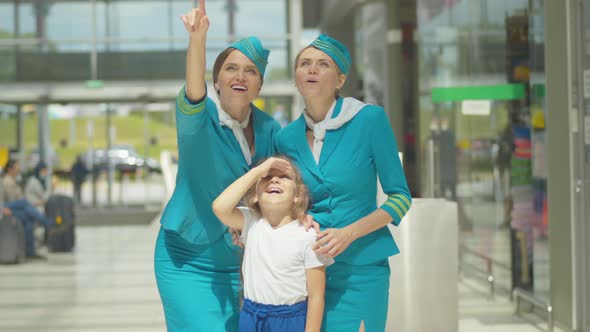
[300, 214, 320, 232]
[180, 0, 209, 36]
[313, 227, 355, 258]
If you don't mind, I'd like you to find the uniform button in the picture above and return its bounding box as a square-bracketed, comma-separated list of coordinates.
[323, 192, 330, 199]
[326, 208, 332, 213]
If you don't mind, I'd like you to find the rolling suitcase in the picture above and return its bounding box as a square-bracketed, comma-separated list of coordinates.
[45, 194, 75, 252]
[0, 176, 26, 263]
[0, 215, 26, 264]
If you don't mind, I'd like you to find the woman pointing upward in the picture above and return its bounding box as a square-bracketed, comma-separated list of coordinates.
[154, 1, 280, 330]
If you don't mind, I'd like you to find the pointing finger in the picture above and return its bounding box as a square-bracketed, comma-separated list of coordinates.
[199, 0, 206, 14]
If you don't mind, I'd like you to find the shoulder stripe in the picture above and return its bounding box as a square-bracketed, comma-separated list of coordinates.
[177, 88, 206, 115]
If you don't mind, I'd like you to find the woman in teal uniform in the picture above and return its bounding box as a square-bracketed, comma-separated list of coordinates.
[275, 34, 412, 331]
[154, 1, 280, 331]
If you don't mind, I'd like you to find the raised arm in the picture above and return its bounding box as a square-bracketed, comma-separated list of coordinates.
[212, 157, 294, 230]
[180, 0, 209, 101]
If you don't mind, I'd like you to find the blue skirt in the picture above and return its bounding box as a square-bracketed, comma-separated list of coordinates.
[323, 259, 390, 332]
[154, 227, 242, 332]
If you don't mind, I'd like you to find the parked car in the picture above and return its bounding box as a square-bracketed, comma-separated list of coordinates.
[82, 145, 161, 175]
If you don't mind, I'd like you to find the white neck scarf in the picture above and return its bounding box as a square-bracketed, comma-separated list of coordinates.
[218, 107, 252, 165]
[303, 97, 367, 164]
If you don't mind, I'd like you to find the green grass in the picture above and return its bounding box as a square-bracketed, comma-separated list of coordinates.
[0, 112, 178, 169]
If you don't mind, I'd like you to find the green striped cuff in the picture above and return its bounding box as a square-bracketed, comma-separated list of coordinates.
[177, 87, 206, 115]
[380, 193, 412, 225]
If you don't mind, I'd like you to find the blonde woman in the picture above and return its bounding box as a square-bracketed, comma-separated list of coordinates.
[276, 35, 412, 331]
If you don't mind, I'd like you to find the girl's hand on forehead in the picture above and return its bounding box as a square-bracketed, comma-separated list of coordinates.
[257, 157, 294, 179]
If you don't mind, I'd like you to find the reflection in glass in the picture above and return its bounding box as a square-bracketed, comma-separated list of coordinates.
[417, 0, 550, 300]
[0, 3, 15, 36]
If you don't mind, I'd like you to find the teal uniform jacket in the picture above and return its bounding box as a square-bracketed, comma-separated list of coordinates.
[160, 87, 281, 246]
[275, 97, 412, 265]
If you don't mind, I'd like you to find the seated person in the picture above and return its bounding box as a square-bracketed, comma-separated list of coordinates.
[2, 159, 51, 259]
[25, 161, 52, 213]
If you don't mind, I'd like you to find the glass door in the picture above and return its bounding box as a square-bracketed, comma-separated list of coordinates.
[430, 84, 526, 295]
[575, 1, 590, 329]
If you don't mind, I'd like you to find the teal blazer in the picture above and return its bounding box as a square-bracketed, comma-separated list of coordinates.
[276, 97, 412, 265]
[160, 88, 281, 245]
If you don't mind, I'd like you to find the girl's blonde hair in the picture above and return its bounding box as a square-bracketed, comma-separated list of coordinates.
[243, 155, 310, 220]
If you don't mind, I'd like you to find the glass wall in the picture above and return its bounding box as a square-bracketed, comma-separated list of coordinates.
[0, 2, 15, 82]
[0, 0, 294, 208]
[417, 0, 549, 300]
[0, 104, 17, 152]
[528, 0, 549, 302]
[355, 1, 387, 106]
[0, 0, 290, 82]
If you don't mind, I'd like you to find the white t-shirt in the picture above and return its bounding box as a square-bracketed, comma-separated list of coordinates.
[239, 207, 334, 306]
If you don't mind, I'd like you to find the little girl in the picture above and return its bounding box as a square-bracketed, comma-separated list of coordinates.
[212, 156, 333, 332]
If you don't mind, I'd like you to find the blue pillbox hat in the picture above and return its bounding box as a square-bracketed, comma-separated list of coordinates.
[229, 36, 270, 76]
[310, 34, 352, 75]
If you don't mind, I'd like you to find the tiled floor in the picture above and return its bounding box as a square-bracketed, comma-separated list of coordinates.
[458, 276, 559, 332]
[0, 222, 165, 332]
[0, 159, 561, 331]
[0, 218, 563, 332]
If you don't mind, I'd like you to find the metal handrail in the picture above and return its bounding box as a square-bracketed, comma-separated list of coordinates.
[459, 245, 511, 299]
[512, 288, 553, 332]
[461, 245, 511, 270]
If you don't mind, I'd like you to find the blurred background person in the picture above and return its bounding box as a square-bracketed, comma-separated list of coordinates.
[70, 155, 88, 206]
[25, 161, 52, 213]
